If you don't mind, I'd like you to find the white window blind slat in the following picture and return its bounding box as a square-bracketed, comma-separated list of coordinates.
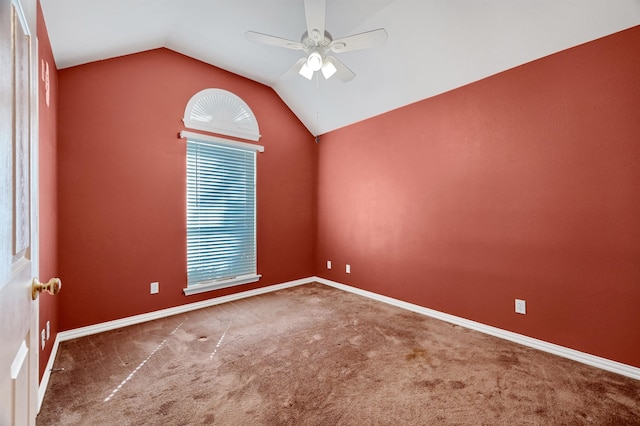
[186, 140, 257, 286]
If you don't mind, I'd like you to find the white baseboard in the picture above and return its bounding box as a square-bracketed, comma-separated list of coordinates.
[313, 277, 640, 381]
[37, 334, 61, 413]
[38, 275, 639, 409]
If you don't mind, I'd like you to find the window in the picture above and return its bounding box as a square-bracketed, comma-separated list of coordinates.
[180, 88, 262, 295]
[184, 133, 263, 295]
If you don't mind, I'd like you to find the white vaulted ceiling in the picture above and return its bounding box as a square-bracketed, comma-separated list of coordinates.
[40, 0, 640, 135]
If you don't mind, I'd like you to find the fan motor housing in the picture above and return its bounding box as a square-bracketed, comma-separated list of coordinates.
[301, 30, 333, 54]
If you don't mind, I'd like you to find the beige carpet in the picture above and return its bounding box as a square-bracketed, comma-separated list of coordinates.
[38, 283, 640, 425]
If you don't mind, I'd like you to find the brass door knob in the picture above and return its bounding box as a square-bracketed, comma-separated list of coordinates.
[32, 277, 62, 300]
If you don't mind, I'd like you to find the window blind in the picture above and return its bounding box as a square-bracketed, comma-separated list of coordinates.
[186, 140, 257, 285]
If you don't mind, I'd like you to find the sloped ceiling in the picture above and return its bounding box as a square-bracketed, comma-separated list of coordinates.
[40, 0, 640, 135]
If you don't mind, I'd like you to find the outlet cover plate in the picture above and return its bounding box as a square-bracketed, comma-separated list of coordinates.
[515, 299, 526, 314]
[150, 282, 159, 294]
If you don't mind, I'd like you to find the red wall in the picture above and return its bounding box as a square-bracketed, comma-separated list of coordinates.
[56, 49, 317, 330]
[317, 26, 640, 367]
[37, 1, 59, 380]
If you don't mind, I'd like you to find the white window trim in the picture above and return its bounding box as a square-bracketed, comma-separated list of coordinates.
[183, 273, 262, 296]
[179, 130, 264, 153]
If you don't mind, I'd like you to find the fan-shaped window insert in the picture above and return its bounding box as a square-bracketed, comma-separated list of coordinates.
[183, 89, 260, 141]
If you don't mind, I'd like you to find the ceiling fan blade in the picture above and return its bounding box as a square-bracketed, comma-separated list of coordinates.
[281, 57, 308, 80]
[245, 31, 303, 50]
[327, 56, 355, 82]
[330, 28, 388, 53]
[304, 0, 326, 43]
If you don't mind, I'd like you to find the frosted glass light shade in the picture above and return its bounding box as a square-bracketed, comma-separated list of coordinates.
[299, 63, 314, 80]
[321, 59, 337, 79]
[306, 51, 322, 71]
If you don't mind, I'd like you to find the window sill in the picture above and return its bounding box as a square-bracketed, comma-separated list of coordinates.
[183, 274, 261, 296]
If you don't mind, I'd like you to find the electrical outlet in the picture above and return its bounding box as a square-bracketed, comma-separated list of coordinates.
[46, 321, 50, 340]
[327, 260, 332, 269]
[515, 299, 526, 314]
[41, 330, 46, 350]
[150, 282, 159, 294]
[346, 264, 351, 274]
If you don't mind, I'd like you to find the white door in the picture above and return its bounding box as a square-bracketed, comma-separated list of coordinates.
[0, 0, 39, 424]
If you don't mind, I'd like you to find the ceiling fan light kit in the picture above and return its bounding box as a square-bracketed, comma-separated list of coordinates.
[297, 50, 337, 81]
[246, 0, 387, 82]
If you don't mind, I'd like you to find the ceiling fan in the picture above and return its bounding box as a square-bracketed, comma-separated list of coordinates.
[245, 0, 388, 82]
